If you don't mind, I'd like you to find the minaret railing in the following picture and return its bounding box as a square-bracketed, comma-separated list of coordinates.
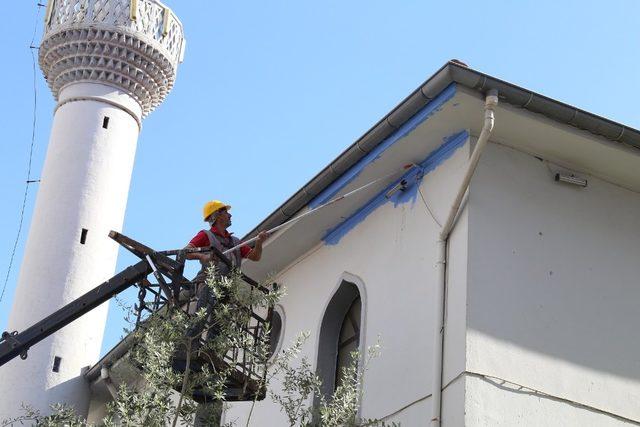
[43, 0, 184, 66]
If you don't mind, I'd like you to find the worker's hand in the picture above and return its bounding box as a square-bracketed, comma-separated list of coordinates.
[256, 231, 270, 244]
[197, 252, 214, 264]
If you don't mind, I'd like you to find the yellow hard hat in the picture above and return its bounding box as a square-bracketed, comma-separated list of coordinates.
[203, 200, 231, 221]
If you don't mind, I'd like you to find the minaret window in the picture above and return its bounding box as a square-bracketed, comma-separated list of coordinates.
[80, 228, 88, 244]
[102, 116, 110, 129]
[52, 356, 62, 373]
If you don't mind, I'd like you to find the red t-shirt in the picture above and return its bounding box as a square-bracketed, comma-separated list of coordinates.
[189, 226, 252, 258]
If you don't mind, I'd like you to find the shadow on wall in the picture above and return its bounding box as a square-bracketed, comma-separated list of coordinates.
[468, 143, 640, 381]
[18, 374, 92, 419]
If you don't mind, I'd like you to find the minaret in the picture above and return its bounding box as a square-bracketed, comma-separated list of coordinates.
[0, 0, 184, 417]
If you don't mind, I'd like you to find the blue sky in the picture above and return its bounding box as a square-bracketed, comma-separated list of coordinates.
[1, 0, 638, 356]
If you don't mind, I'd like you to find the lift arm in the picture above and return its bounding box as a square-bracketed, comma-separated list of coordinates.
[0, 231, 274, 402]
[0, 231, 268, 371]
[0, 260, 152, 367]
[0, 231, 188, 367]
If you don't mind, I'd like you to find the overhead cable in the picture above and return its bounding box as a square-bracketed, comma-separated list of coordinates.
[1, 3, 44, 302]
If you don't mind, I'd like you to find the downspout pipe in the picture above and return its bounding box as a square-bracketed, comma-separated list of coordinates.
[100, 366, 119, 400]
[430, 89, 498, 426]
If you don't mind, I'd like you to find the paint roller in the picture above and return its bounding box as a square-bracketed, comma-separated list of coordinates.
[221, 163, 420, 255]
[384, 162, 424, 199]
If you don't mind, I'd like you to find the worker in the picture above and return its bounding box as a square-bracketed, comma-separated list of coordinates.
[184, 200, 268, 346]
[186, 200, 268, 280]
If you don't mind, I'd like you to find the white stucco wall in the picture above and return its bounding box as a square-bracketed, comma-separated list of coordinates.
[224, 135, 473, 425]
[0, 83, 141, 418]
[465, 375, 634, 427]
[466, 142, 640, 425]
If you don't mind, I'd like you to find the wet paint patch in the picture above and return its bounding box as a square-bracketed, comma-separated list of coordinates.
[309, 83, 458, 208]
[323, 130, 469, 245]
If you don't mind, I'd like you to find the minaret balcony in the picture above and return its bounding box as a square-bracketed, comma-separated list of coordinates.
[40, 0, 185, 116]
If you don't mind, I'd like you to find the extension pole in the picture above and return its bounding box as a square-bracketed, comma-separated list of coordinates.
[222, 164, 416, 255]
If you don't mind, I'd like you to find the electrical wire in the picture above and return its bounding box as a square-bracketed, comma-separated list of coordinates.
[221, 165, 415, 256]
[1, 3, 44, 302]
[418, 185, 442, 228]
[464, 371, 640, 425]
[375, 370, 640, 425]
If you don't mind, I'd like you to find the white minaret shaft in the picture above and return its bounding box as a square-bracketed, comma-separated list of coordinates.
[1, 83, 141, 417]
[0, 0, 184, 418]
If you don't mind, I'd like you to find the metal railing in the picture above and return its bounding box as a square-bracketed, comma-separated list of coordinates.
[43, 0, 185, 66]
[114, 232, 274, 401]
[0, 231, 273, 402]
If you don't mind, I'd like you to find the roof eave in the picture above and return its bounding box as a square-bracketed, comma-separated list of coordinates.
[244, 61, 640, 240]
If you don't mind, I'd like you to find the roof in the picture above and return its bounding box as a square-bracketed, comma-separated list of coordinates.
[90, 61, 640, 376]
[243, 61, 640, 245]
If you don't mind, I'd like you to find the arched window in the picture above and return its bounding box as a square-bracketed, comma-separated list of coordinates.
[267, 306, 284, 360]
[316, 279, 362, 402]
[335, 296, 361, 389]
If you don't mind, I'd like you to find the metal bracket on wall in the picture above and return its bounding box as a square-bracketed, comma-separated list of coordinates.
[130, 0, 138, 21]
[0, 330, 28, 360]
[162, 7, 171, 37]
[44, 0, 54, 26]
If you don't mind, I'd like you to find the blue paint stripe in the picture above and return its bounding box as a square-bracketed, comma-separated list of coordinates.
[308, 83, 458, 209]
[322, 130, 469, 246]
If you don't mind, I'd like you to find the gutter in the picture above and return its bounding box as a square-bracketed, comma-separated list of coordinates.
[100, 366, 119, 400]
[85, 331, 137, 382]
[430, 90, 498, 426]
[243, 61, 640, 241]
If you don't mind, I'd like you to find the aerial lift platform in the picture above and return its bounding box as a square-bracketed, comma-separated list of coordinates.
[0, 231, 274, 402]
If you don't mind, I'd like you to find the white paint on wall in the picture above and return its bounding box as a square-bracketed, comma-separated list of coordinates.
[0, 83, 140, 418]
[467, 142, 640, 423]
[225, 135, 472, 425]
[225, 126, 640, 426]
[227, 136, 640, 426]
